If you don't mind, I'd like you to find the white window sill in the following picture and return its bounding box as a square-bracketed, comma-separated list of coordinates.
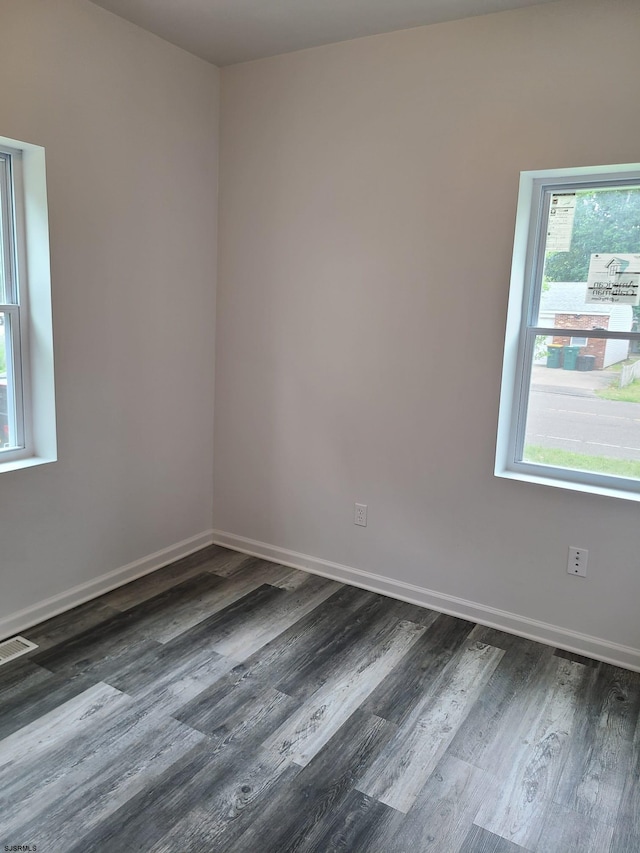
[495, 466, 640, 503]
[0, 453, 56, 474]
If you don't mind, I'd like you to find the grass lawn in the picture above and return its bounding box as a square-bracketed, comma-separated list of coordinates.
[604, 356, 640, 373]
[525, 445, 640, 479]
[596, 379, 640, 403]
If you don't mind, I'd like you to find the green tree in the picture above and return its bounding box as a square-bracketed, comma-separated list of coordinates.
[544, 188, 640, 283]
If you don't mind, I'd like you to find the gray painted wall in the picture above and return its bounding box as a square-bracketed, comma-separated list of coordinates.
[0, 0, 219, 621]
[214, 0, 640, 656]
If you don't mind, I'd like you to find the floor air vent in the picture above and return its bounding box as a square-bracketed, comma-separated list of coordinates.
[0, 636, 38, 665]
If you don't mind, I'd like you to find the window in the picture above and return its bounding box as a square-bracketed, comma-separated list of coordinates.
[0, 136, 56, 472]
[0, 148, 25, 453]
[496, 164, 640, 500]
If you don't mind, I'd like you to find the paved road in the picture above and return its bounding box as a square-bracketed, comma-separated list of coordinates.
[526, 387, 640, 461]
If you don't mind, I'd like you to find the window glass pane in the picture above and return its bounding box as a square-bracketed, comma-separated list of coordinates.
[522, 337, 640, 479]
[0, 311, 11, 449]
[0, 166, 7, 305]
[535, 186, 640, 330]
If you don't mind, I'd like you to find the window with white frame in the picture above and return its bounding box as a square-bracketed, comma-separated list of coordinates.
[496, 164, 640, 500]
[0, 136, 56, 471]
[0, 147, 25, 453]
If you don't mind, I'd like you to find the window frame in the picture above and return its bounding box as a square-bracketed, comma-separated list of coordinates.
[495, 163, 640, 501]
[0, 146, 28, 457]
[0, 134, 56, 474]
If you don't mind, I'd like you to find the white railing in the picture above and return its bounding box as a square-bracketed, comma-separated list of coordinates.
[619, 359, 640, 388]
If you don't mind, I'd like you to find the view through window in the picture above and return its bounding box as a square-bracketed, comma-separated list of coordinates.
[521, 183, 640, 485]
[0, 149, 21, 452]
[0, 135, 56, 472]
[497, 166, 640, 497]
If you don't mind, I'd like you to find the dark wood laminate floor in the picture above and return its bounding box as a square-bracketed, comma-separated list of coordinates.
[1, 545, 639, 852]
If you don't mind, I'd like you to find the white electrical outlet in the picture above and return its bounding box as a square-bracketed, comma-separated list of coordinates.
[354, 503, 367, 527]
[567, 546, 588, 577]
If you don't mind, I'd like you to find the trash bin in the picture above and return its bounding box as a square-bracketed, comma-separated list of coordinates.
[562, 345, 581, 370]
[576, 354, 596, 372]
[546, 344, 564, 368]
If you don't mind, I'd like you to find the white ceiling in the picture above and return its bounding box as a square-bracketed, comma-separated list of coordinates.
[88, 0, 559, 67]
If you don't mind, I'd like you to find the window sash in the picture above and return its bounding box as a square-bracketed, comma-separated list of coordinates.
[0, 153, 17, 305]
[500, 167, 640, 497]
[0, 306, 24, 449]
[0, 148, 26, 454]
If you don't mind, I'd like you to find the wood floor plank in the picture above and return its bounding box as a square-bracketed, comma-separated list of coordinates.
[208, 551, 272, 578]
[474, 657, 588, 849]
[3, 545, 638, 853]
[144, 566, 301, 644]
[228, 710, 396, 853]
[447, 632, 553, 769]
[364, 755, 495, 853]
[98, 544, 230, 610]
[147, 750, 300, 853]
[296, 790, 395, 853]
[60, 740, 223, 853]
[467, 624, 523, 650]
[2, 708, 204, 852]
[274, 589, 421, 702]
[61, 698, 302, 853]
[0, 658, 97, 741]
[209, 586, 381, 695]
[532, 802, 614, 853]
[102, 584, 297, 711]
[0, 681, 125, 772]
[0, 694, 204, 841]
[263, 619, 424, 767]
[260, 564, 310, 589]
[143, 582, 285, 653]
[458, 825, 528, 853]
[104, 641, 237, 714]
[378, 597, 441, 629]
[359, 613, 475, 725]
[608, 714, 640, 853]
[553, 647, 600, 668]
[98, 561, 218, 612]
[0, 667, 100, 741]
[147, 586, 381, 725]
[23, 599, 122, 650]
[105, 570, 229, 643]
[0, 655, 43, 693]
[175, 679, 300, 748]
[357, 641, 504, 813]
[30, 572, 226, 677]
[223, 556, 312, 591]
[210, 574, 342, 661]
[0, 658, 49, 710]
[552, 662, 640, 826]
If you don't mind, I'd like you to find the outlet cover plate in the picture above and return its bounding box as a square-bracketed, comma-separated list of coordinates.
[568, 546, 587, 577]
[354, 503, 367, 527]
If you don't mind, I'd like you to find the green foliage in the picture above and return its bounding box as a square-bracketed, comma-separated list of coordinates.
[544, 187, 640, 283]
[534, 335, 550, 361]
[525, 445, 640, 479]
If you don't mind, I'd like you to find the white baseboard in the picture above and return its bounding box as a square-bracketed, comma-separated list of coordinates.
[0, 530, 215, 642]
[212, 529, 640, 672]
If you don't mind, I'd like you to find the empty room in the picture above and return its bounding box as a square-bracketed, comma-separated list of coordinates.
[1, 0, 639, 850]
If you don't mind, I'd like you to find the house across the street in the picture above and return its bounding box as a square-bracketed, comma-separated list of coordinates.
[538, 281, 633, 369]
